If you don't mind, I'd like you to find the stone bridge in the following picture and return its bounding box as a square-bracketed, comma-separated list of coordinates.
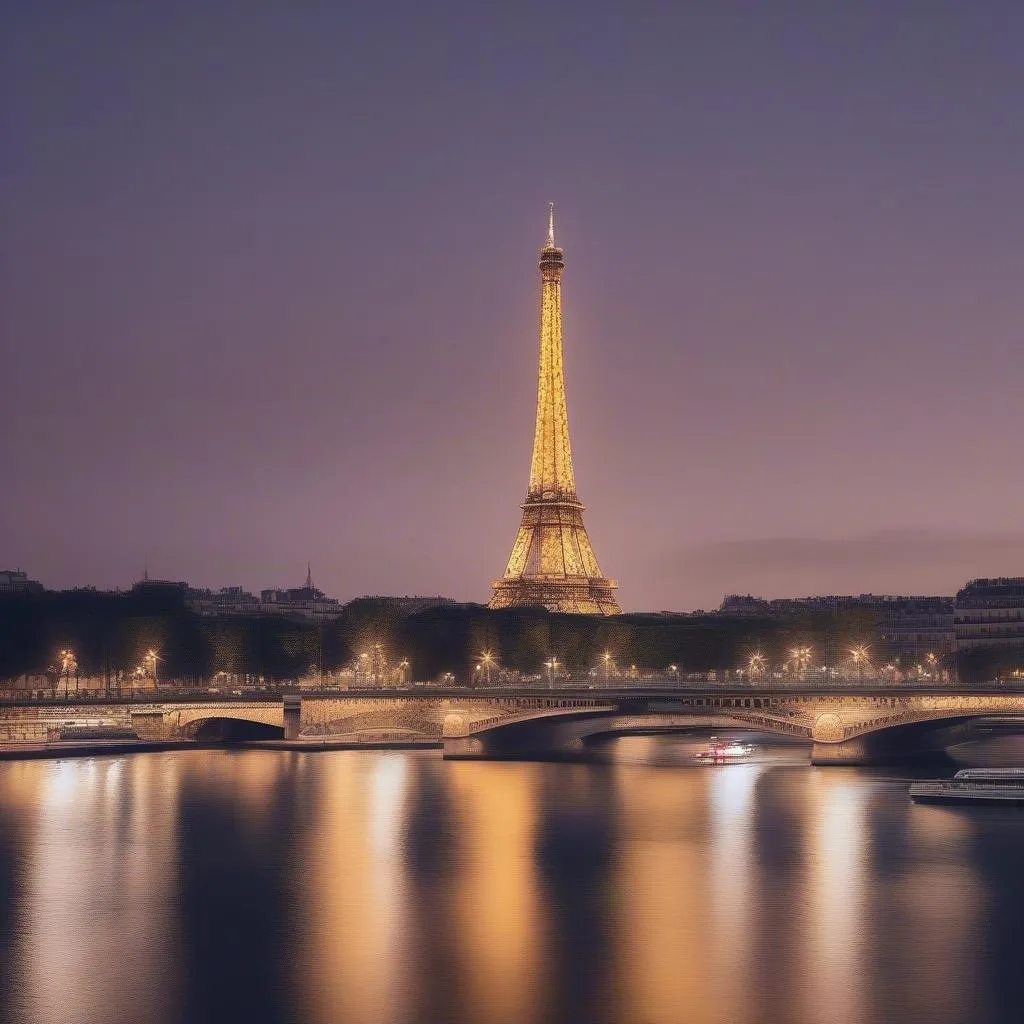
[3, 688, 1024, 763]
[439, 691, 1024, 764]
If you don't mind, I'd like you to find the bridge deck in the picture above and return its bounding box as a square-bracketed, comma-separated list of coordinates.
[2, 684, 1021, 708]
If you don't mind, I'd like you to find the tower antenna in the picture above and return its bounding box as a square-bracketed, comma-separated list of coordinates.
[547, 202, 555, 247]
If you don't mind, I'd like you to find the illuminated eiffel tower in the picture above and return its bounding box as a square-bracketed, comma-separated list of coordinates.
[489, 205, 620, 615]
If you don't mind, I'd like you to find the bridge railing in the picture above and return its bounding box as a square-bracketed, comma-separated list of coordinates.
[3, 678, 1024, 706]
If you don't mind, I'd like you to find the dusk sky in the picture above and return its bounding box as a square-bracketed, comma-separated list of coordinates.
[3, 1, 1024, 610]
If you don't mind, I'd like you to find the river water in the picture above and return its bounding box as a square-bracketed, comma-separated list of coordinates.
[1, 741, 1023, 1024]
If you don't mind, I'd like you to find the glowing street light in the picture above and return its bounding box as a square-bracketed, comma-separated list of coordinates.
[789, 646, 812, 679]
[480, 650, 496, 685]
[748, 652, 766, 683]
[144, 649, 160, 685]
[602, 650, 612, 684]
[59, 649, 77, 695]
[669, 663, 679, 682]
[850, 645, 870, 684]
[545, 657, 559, 686]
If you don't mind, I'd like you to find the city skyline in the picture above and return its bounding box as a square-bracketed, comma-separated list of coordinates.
[4, 2, 1024, 610]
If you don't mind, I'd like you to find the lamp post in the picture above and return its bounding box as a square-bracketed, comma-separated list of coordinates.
[850, 645, 870, 685]
[545, 657, 559, 687]
[481, 650, 495, 686]
[790, 646, 812, 682]
[748, 653, 765, 685]
[368, 643, 385, 686]
[602, 650, 612, 684]
[669, 664, 679, 683]
[144, 649, 159, 687]
[59, 649, 76, 698]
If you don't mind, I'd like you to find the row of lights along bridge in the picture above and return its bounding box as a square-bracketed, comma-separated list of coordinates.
[37, 644, 955, 696]
[51, 648, 160, 695]
[331, 644, 954, 687]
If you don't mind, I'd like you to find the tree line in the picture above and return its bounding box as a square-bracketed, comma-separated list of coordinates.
[0, 588, 1009, 684]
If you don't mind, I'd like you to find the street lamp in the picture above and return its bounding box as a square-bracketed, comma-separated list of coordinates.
[602, 650, 612, 684]
[144, 649, 160, 686]
[399, 659, 410, 685]
[669, 663, 679, 683]
[545, 657, 559, 687]
[748, 653, 765, 684]
[480, 650, 495, 685]
[850, 645, 870, 684]
[59, 649, 77, 696]
[790, 646, 812, 680]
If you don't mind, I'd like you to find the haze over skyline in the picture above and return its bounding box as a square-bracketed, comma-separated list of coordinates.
[4, 1, 1024, 610]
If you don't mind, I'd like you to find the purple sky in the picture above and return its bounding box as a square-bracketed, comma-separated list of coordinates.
[3, 1, 1024, 611]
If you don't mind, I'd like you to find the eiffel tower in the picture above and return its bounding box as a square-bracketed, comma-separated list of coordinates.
[489, 205, 620, 615]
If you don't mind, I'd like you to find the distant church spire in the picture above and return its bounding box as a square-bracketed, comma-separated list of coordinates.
[305, 563, 313, 589]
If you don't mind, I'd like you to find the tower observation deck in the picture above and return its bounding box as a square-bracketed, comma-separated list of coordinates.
[489, 205, 620, 615]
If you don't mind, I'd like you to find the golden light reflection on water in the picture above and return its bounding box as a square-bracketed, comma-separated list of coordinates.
[299, 753, 412, 1024]
[447, 762, 543, 1024]
[608, 761, 763, 1024]
[23, 756, 182, 1024]
[0, 750, 1011, 1024]
[610, 760, 707, 1022]
[802, 772, 869, 1024]
[706, 765, 761, 1022]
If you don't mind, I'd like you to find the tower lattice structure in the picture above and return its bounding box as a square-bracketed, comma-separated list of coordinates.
[489, 206, 620, 615]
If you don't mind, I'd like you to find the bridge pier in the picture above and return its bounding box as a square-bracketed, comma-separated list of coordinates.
[811, 738, 871, 766]
[283, 695, 301, 740]
[443, 736, 486, 759]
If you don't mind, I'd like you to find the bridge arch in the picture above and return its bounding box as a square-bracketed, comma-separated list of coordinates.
[183, 716, 285, 741]
[444, 705, 813, 759]
[169, 703, 285, 740]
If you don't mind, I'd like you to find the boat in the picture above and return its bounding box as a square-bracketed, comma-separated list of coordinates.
[909, 767, 1024, 804]
[697, 739, 755, 763]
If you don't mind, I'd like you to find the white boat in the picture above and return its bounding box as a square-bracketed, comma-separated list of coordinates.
[910, 767, 1024, 803]
[697, 740, 754, 763]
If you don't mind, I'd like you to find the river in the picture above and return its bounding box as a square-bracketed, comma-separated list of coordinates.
[1, 740, 1023, 1024]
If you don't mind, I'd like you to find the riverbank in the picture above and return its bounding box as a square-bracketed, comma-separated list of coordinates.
[0, 737, 441, 761]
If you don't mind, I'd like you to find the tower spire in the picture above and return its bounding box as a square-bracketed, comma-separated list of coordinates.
[547, 202, 555, 248]
[305, 562, 313, 589]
